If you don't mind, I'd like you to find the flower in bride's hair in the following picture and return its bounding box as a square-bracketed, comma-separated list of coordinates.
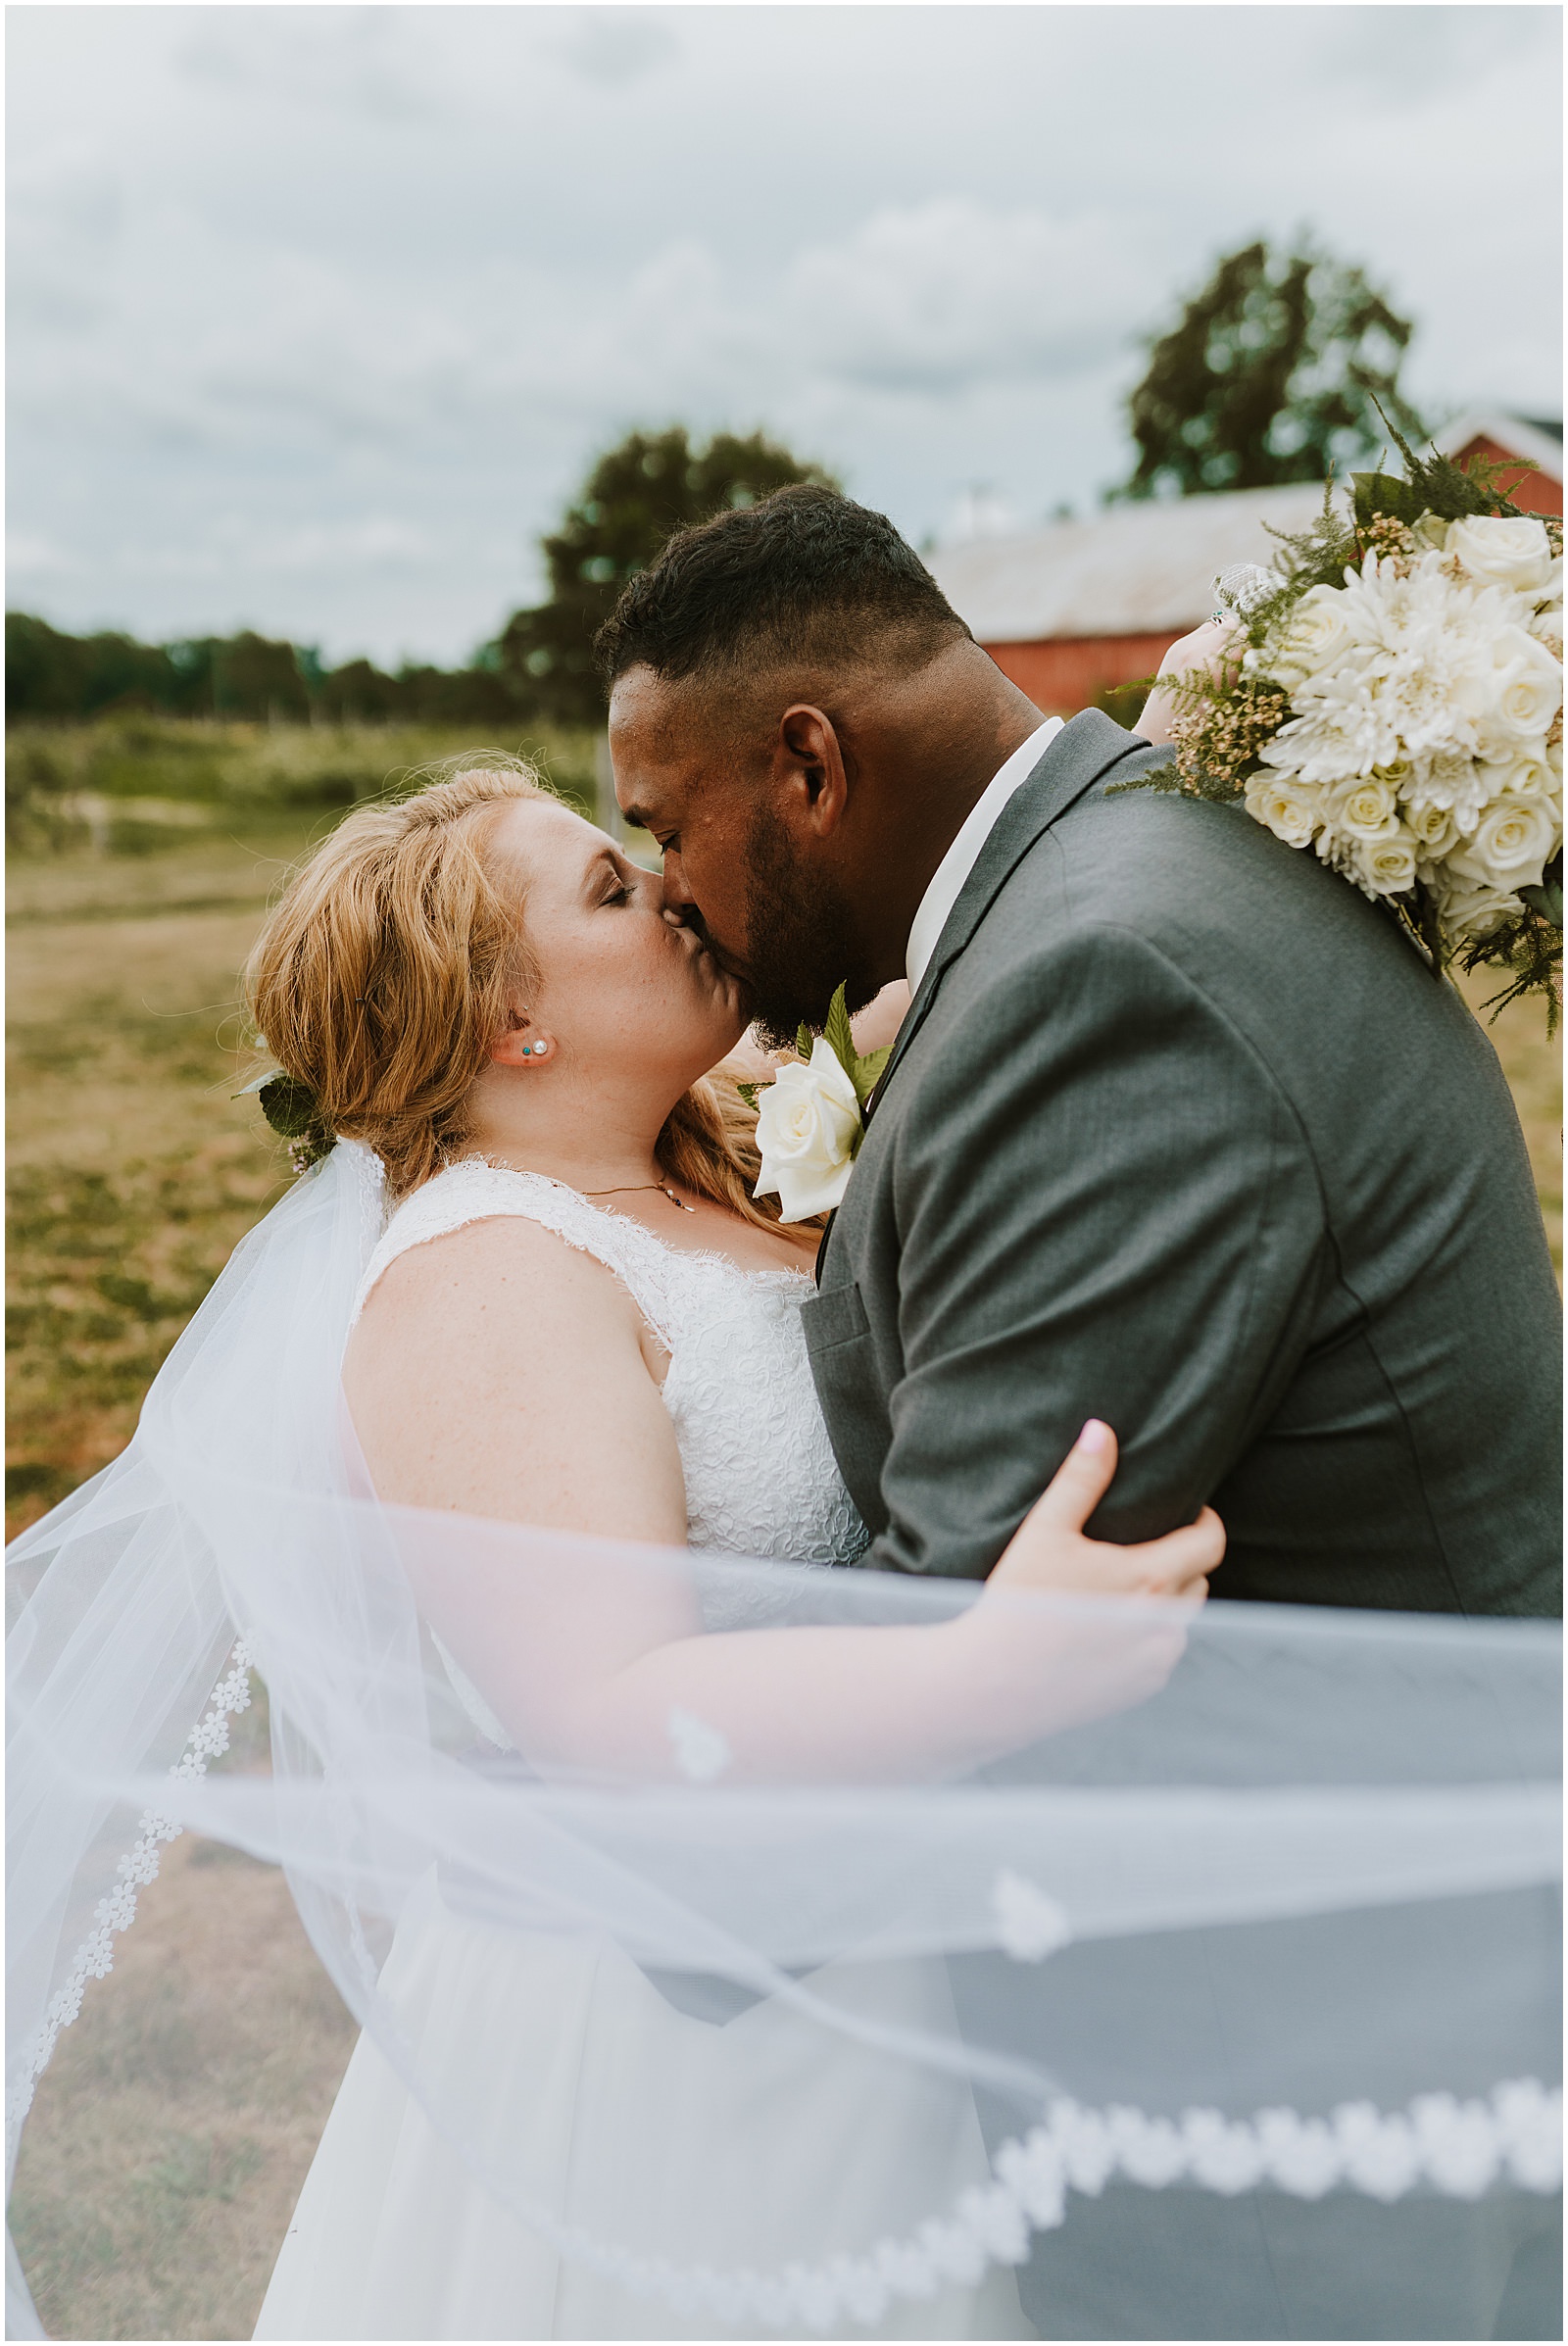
[754, 1039, 862, 1221]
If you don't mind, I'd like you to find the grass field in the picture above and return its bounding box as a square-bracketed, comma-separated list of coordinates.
[6, 799, 1561, 2339]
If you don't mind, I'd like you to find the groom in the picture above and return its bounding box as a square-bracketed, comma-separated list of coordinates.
[600, 487, 1561, 2341]
[601, 484, 1560, 1620]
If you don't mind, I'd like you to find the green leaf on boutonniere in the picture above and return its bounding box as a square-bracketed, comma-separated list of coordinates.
[795, 1020, 813, 1061]
[735, 1081, 760, 1111]
[823, 986, 857, 1078]
[820, 983, 893, 1110]
[849, 1044, 891, 1108]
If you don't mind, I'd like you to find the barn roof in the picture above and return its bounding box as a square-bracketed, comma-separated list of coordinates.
[930, 415, 1564, 647]
[1435, 412, 1563, 479]
[927, 481, 1337, 644]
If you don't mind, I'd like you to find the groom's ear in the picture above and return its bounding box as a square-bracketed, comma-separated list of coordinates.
[775, 704, 849, 840]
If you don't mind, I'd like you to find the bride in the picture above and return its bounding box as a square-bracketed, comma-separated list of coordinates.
[232, 760, 1219, 2341]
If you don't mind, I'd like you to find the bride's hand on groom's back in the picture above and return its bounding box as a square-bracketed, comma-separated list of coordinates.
[988, 1421, 1223, 1602]
[944, 1426, 1222, 1748]
[1135, 617, 1243, 746]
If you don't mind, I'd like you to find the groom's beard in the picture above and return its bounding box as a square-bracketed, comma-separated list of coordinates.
[740, 806, 878, 1051]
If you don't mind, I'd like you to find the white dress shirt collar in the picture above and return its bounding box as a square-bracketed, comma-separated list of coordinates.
[905, 716, 1063, 992]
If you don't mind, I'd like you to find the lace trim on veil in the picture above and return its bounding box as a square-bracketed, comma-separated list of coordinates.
[531, 2078, 1563, 2333]
[5, 1633, 258, 2163]
[11, 1623, 1559, 2332]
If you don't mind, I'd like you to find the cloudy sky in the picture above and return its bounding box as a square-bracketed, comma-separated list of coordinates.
[8, 2, 1562, 667]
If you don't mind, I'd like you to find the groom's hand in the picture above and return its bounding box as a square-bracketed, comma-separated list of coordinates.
[988, 1421, 1223, 1601]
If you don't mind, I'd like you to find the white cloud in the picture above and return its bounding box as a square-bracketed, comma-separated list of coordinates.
[784, 201, 1163, 394]
[176, 6, 441, 127]
[544, 6, 681, 90]
[6, 4, 1559, 665]
[7, 533, 81, 583]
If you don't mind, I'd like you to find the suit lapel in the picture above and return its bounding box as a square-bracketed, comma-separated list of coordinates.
[861, 709, 1149, 1122]
[813, 711, 1152, 1282]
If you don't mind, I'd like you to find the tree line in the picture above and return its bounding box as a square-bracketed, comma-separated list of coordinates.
[7, 426, 830, 731]
[8, 239, 1424, 731]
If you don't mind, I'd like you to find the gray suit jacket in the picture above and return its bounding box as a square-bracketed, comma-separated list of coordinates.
[804, 710, 1561, 1616]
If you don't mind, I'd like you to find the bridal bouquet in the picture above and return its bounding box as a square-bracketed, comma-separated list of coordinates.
[1134, 426, 1563, 1025]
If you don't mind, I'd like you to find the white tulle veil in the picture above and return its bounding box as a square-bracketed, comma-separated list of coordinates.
[7, 1141, 1561, 2338]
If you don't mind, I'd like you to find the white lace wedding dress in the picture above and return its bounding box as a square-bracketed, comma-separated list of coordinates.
[254, 1163, 1029, 2342]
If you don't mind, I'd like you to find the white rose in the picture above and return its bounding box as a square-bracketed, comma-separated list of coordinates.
[1243, 770, 1321, 851]
[1475, 751, 1559, 804]
[1485, 632, 1564, 743]
[753, 1038, 861, 1220]
[1446, 514, 1555, 594]
[1404, 795, 1461, 857]
[1273, 584, 1358, 682]
[1527, 593, 1563, 652]
[1447, 792, 1560, 888]
[1354, 828, 1420, 897]
[1437, 874, 1527, 943]
[1333, 775, 1400, 840]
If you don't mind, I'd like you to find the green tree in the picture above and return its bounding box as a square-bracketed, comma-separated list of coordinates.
[5, 613, 183, 719]
[1116, 240, 1426, 500]
[166, 632, 315, 722]
[499, 427, 837, 723]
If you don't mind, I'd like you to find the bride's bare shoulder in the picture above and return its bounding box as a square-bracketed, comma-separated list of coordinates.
[353, 1211, 642, 1361]
[342, 1211, 683, 1536]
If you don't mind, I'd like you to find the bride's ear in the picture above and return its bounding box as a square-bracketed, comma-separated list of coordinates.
[490, 1014, 554, 1068]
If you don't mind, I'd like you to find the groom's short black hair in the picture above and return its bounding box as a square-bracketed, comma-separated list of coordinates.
[595, 485, 969, 687]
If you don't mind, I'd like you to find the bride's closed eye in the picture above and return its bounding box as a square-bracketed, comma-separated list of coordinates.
[587, 849, 637, 907]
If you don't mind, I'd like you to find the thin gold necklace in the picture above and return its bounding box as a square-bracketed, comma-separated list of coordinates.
[584, 1181, 696, 1213]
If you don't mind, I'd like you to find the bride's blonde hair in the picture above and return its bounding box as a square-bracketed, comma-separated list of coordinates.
[245, 759, 802, 1228]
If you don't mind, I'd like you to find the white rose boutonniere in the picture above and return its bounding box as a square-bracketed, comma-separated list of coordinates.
[745, 986, 891, 1222]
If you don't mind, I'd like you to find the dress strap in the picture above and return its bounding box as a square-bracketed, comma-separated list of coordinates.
[351, 1160, 684, 1347]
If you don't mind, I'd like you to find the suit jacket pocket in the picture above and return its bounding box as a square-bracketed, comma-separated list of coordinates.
[801, 1280, 870, 1355]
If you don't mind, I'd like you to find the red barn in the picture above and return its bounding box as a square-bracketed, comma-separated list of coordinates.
[1436, 413, 1562, 517]
[930, 416, 1562, 717]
